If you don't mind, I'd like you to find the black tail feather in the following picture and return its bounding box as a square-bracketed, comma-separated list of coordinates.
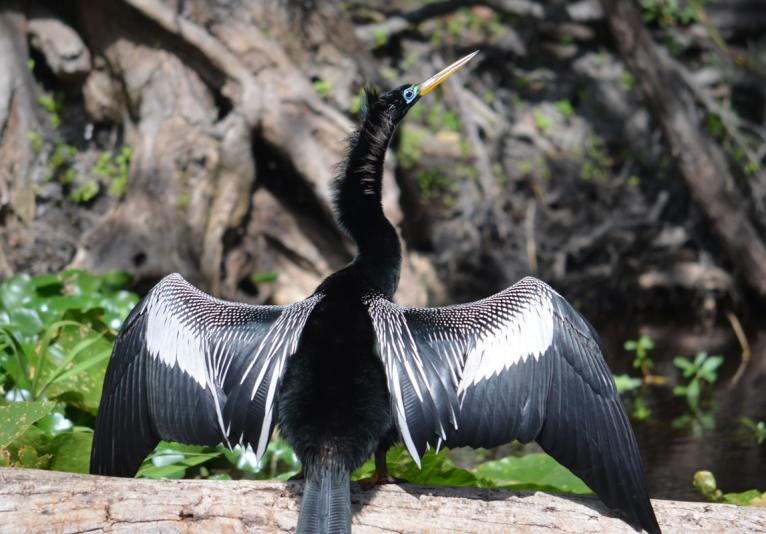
[296, 466, 351, 534]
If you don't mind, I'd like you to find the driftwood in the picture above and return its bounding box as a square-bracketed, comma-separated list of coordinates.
[1, 468, 765, 533]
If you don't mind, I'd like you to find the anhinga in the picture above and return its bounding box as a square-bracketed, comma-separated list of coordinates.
[91, 52, 661, 534]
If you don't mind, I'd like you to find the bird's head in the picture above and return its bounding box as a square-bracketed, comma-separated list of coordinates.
[366, 51, 478, 123]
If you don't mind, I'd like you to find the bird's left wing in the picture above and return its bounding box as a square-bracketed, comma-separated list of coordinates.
[91, 273, 321, 476]
[365, 276, 659, 534]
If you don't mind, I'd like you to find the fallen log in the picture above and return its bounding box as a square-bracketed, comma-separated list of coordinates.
[1, 468, 764, 533]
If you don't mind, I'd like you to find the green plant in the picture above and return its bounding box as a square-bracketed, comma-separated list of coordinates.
[92, 146, 132, 197]
[625, 335, 654, 378]
[426, 101, 460, 133]
[135, 436, 303, 481]
[704, 112, 725, 139]
[741, 418, 766, 445]
[396, 126, 426, 169]
[0, 271, 138, 472]
[518, 160, 534, 175]
[312, 79, 331, 99]
[554, 99, 574, 118]
[613, 374, 642, 394]
[177, 191, 192, 208]
[349, 93, 363, 115]
[38, 93, 64, 129]
[416, 169, 452, 199]
[27, 131, 44, 153]
[372, 28, 388, 47]
[693, 470, 765, 506]
[69, 180, 99, 203]
[593, 50, 608, 66]
[619, 71, 635, 92]
[613, 373, 652, 421]
[673, 351, 723, 410]
[46, 142, 78, 182]
[580, 136, 610, 182]
[250, 271, 279, 284]
[641, 0, 699, 28]
[533, 109, 553, 133]
[351, 445, 590, 495]
[616, 335, 664, 421]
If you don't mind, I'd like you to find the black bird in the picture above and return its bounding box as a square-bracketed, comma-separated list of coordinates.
[91, 52, 660, 534]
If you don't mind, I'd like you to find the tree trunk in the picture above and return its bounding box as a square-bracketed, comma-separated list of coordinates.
[600, 0, 766, 299]
[1, 468, 764, 533]
[0, 5, 38, 225]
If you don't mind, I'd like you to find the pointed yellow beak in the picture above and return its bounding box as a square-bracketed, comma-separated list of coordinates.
[418, 51, 479, 96]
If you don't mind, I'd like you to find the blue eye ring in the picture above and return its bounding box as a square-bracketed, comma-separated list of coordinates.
[403, 87, 417, 104]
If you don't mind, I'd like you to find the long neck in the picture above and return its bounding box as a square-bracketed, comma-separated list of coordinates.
[335, 107, 401, 297]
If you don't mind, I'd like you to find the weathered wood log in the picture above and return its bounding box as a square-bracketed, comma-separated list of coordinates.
[1, 468, 764, 533]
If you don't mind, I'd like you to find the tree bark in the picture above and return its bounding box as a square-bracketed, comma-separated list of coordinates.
[0, 5, 38, 224]
[600, 0, 766, 298]
[1, 468, 764, 533]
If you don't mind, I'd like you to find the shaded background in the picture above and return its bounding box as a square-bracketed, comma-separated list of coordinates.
[0, 0, 764, 500]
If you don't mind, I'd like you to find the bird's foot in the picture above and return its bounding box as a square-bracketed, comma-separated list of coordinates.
[357, 470, 404, 488]
[377, 473, 403, 484]
[356, 471, 381, 489]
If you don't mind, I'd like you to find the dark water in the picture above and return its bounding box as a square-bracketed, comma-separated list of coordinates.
[595, 317, 766, 501]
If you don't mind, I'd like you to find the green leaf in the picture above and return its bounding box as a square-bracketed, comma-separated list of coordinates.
[41, 345, 110, 396]
[351, 446, 480, 487]
[137, 442, 223, 479]
[16, 444, 52, 468]
[0, 400, 56, 448]
[723, 490, 765, 506]
[250, 271, 279, 284]
[700, 356, 723, 376]
[0, 275, 36, 309]
[100, 271, 133, 289]
[397, 448, 479, 487]
[8, 308, 44, 336]
[475, 453, 592, 494]
[61, 270, 101, 297]
[48, 431, 93, 473]
[35, 411, 73, 436]
[613, 374, 642, 394]
[31, 275, 62, 293]
[673, 356, 694, 375]
[42, 325, 113, 412]
[686, 379, 700, 408]
[693, 470, 722, 501]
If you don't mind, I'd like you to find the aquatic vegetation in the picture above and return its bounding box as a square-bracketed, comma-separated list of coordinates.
[673, 351, 724, 411]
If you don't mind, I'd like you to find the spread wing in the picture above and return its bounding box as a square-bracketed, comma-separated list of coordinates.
[366, 276, 659, 534]
[90, 273, 321, 477]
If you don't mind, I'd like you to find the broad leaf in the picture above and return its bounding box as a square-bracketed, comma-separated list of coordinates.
[475, 453, 592, 494]
[48, 431, 93, 473]
[0, 400, 55, 448]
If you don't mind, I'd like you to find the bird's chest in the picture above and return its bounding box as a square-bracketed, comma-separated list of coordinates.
[276, 294, 393, 464]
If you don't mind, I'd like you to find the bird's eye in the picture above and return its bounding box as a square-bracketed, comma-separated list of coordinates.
[403, 87, 417, 103]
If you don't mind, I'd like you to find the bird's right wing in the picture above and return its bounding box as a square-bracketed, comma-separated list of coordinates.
[90, 273, 321, 476]
[366, 276, 659, 534]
